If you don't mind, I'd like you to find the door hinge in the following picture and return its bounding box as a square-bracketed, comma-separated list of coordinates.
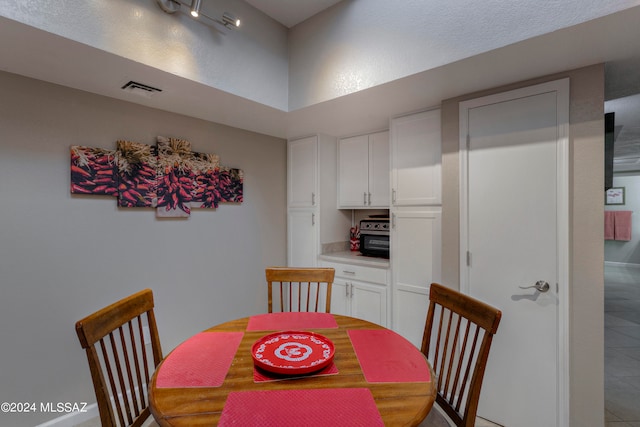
[466, 134, 470, 150]
[466, 251, 471, 266]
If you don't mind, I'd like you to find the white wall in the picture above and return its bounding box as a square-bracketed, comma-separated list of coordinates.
[0, 0, 289, 111]
[287, 0, 639, 110]
[2, 0, 638, 114]
[0, 70, 287, 427]
[605, 172, 640, 265]
[440, 64, 605, 427]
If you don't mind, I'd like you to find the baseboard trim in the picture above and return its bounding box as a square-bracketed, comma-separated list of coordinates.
[605, 261, 640, 269]
[34, 403, 98, 427]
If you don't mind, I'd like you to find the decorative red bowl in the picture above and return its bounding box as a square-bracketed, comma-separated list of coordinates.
[251, 331, 335, 375]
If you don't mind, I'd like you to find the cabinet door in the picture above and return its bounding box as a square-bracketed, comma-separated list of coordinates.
[330, 278, 350, 317]
[351, 281, 388, 327]
[368, 131, 390, 207]
[287, 209, 318, 267]
[391, 110, 441, 206]
[338, 135, 369, 208]
[391, 208, 441, 347]
[288, 136, 317, 208]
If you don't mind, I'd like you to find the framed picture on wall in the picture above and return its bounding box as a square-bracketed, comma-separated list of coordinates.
[605, 187, 625, 205]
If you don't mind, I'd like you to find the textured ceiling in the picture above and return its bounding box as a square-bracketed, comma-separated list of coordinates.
[2, 1, 640, 150]
[244, 0, 343, 27]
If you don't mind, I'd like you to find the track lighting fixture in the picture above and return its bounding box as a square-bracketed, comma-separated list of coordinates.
[222, 12, 240, 28]
[156, 0, 180, 14]
[190, 0, 201, 17]
[155, 0, 240, 29]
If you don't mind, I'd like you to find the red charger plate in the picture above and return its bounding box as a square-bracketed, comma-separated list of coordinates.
[251, 331, 335, 375]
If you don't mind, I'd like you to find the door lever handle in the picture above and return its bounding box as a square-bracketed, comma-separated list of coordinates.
[519, 280, 550, 293]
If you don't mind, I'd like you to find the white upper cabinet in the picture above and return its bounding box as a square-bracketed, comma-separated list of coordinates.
[390, 109, 441, 206]
[338, 131, 389, 208]
[368, 131, 390, 207]
[288, 136, 318, 208]
[338, 134, 368, 207]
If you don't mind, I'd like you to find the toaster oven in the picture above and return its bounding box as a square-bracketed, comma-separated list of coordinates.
[359, 218, 390, 258]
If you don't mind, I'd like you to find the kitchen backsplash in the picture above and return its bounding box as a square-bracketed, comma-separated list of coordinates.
[322, 241, 350, 254]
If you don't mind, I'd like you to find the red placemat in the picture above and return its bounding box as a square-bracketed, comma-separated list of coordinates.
[254, 362, 339, 382]
[348, 329, 431, 383]
[218, 388, 384, 426]
[155, 331, 243, 388]
[246, 312, 338, 331]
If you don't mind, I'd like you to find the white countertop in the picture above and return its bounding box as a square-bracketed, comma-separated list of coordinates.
[318, 251, 390, 269]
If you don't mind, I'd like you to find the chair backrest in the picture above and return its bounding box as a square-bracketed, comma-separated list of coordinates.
[266, 267, 335, 313]
[421, 283, 501, 427]
[75, 289, 163, 427]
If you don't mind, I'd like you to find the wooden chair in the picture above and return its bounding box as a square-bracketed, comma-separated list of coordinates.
[75, 289, 163, 427]
[266, 267, 335, 313]
[420, 283, 502, 427]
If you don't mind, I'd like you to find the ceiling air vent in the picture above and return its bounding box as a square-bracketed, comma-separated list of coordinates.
[121, 81, 163, 98]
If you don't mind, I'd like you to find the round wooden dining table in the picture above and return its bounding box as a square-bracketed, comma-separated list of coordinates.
[149, 313, 436, 426]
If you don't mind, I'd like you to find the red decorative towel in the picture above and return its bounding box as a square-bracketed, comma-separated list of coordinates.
[246, 312, 338, 331]
[604, 211, 615, 240]
[614, 210, 633, 241]
[348, 329, 431, 383]
[218, 388, 384, 426]
[155, 331, 243, 388]
[254, 362, 338, 382]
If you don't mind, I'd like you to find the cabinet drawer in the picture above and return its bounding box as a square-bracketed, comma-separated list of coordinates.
[321, 261, 388, 285]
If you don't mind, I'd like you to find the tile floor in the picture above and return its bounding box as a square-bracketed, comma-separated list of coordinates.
[75, 417, 158, 427]
[76, 412, 496, 427]
[431, 264, 640, 427]
[605, 264, 640, 427]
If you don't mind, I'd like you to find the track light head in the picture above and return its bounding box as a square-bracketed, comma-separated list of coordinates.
[190, 0, 202, 17]
[222, 12, 240, 28]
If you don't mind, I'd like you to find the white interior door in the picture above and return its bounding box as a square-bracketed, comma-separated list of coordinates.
[460, 79, 569, 427]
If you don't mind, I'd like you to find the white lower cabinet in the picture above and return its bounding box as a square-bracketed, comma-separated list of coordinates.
[391, 208, 442, 348]
[320, 260, 389, 327]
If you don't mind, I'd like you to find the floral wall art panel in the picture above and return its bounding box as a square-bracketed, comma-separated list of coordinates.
[70, 146, 118, 196]
[116, 140, 158, 208]
[217, 167, 244, 205]
[190, 150, 222, 209]
[70, 136, 243, 219]
[156, 137, 194, 217]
